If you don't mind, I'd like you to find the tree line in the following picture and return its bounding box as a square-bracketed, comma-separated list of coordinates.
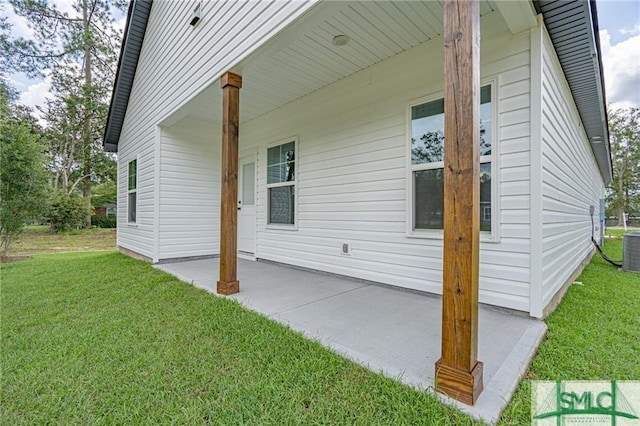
[607, 108, 640, 226]
[1, 0, 124, 256]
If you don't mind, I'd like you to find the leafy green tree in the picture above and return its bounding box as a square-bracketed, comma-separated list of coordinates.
[607, 107, 640, 225]
[40, 70, 116, 195]
[0, 81, 49, 256]
[8, 0, 124, 227]
[45, 190, 93, 232]
[91, 181, 116, 209]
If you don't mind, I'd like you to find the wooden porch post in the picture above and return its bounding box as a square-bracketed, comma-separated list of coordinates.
[435, 0, 484, 405]
[217, 71, 242, 295]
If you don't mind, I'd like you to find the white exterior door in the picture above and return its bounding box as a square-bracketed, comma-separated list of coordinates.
[238, 156, 256, 255]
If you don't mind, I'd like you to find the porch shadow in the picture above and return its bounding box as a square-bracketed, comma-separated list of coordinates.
[156, 258, 545, 424]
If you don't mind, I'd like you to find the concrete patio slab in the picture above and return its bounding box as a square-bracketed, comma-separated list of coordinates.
[156, 258, 546, 424]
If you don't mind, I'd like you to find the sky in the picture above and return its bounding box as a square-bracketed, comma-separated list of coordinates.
[3, 0, 126, 117]
[4, 0, 640, 116]
[597, 0, 640, 110]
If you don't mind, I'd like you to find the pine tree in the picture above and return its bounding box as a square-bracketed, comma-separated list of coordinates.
[9, 0, 124, 227]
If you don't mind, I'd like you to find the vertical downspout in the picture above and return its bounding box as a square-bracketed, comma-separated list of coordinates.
[529, 15, 545, 318]
[153, 126, 162, 263]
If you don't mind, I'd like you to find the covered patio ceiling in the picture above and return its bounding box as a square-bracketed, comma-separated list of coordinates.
[161, 0, 503, 127]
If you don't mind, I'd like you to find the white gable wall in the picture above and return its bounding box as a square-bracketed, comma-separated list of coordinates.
[538, 25, 605, 308]
[236, 25, 533, 312]
[116, 0, 317, 260]
[158, 119, 221, 260]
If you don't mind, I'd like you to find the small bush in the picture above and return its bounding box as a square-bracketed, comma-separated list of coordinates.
[92, 215, 116, 228]
[46, 192, 93, 233]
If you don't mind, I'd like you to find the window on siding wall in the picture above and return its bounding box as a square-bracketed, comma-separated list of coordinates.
[267, 141, 296, 225]
[410, 84, 493, 232]
[128, 159, 137, 223]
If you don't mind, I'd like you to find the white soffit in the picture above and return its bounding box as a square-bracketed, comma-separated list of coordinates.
[176, 0, 499, 126]
[537, 0, 611, 182]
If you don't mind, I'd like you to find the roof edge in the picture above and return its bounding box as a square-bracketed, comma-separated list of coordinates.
[536, 0, 612, 184]
[103, 0, 152, 153]
[588, 0, 613, 183]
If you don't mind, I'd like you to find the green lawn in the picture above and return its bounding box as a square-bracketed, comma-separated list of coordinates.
[498, 231, 640, 424]
[8, 225, 116, 256]
[2, 231, 638, 424]
[1, 252, 475, 425]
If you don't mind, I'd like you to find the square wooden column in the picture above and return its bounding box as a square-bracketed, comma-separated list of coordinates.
[435, 0, 484, 405]
[217, 71, 242, 295]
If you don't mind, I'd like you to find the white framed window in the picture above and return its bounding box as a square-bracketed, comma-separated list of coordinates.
[127, 159, 137, 224]
[266, 138, 297, 228]
[408, 82, 498, 238]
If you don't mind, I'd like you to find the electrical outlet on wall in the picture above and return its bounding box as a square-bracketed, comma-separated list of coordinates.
[190, 2, 201, 26]
[341, 242, 351, 256]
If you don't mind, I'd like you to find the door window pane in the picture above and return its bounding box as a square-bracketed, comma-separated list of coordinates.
[242, 163, 255, 206]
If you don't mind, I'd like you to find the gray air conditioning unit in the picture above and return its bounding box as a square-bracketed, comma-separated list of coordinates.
[622, 233, 640, 272]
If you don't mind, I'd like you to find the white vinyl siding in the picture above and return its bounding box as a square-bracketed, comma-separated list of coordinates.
[236, 21, 532, 312]
[116, 0, 316, 259]
[158, 119, 220, 260]
[539, 27, 605, 307]
[117, 145, 154, 255]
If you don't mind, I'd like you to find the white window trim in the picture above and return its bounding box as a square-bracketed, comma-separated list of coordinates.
[265, 136, 299, 231]
[127, 156, 139, 227]
[405, 78, 500, 242]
